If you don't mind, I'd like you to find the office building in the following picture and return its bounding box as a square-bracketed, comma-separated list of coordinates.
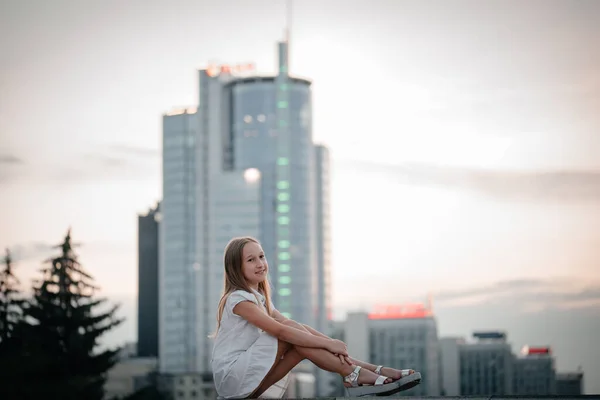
[105, 356, 158, 399]
[439, 337, 462, 396]
[513, 346, 556, 395]
[213, 63, 318, 328]
[314, 144, 332, 396]
[138, 203, 160, 358]
[314, 144, 332, 331]
[159, 37, 330, 390]
[556, 371, 584, 395]
[459, 332, 514, 395]
[327, 303, 441, 397]
[440, 334, 584, 396]
[160, 109, 199, 373]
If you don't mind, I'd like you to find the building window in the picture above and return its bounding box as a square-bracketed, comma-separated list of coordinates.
[278, 264, 290, 272]
[279, 276, 291, 284]
[243, 115, 253, 123]
[277, 180, 289, 189]
[277, 157, 289, 166]
[279, 288, 291, 296]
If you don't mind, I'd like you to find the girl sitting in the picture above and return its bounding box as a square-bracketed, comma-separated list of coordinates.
[211, 236, 421, 398]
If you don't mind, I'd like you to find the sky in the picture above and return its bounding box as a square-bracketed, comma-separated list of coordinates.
[1, 0, 600, 394]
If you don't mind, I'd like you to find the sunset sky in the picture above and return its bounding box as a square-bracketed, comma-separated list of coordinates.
[1, 0, 599, 393]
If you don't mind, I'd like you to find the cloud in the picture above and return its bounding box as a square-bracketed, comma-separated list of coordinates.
[337, 159, 600, 203]
[0, 144, 160, 186]
[0, 154, 24, 164]
[436, 279, 546, 301]
[434, 278, 600, 312]
[75, 144, 160, 179]
[45, 146, 159, 184]
[108, 144, 160, 158]
[7, 241, 55, 262]
[0, 153, 26, 183]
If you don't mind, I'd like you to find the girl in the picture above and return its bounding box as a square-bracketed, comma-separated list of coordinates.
[211, 237, 421, 398]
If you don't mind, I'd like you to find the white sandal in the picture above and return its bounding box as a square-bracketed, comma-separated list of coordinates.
[374, 365, 422, 392]
[343, 365, 404, 397]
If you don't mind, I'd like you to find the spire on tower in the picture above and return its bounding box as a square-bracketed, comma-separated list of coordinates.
[285, 0, 292, 43]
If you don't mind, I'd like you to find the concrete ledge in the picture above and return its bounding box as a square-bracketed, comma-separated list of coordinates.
[306, 397, 599, 400]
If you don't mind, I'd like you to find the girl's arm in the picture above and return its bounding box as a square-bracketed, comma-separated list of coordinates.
[302, 323, 331, 340]
[271, 308, 332, 340]
[234, 302, 344, 353]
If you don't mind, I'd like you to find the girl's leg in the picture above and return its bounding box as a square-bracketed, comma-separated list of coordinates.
[248, 340, 295, 398]
[250, 346, 303, 398]
[250, 321, 392, 397]
[292, 345, 392, 385]
[282, 319, 415, 380]
[277, 320, 389, 384]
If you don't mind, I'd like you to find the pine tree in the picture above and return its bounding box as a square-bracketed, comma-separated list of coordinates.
[0, 248, 27, 399]
[0, 248, 22, 344]
[19, 229, 124, 399]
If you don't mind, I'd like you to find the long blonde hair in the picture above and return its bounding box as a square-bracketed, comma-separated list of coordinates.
[210, 236, 273, 337]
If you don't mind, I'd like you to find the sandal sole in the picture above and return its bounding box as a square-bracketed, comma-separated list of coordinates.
[345, 372, 422, 397]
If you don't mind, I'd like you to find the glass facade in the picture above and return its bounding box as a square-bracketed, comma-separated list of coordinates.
[160, 110, 198, 373]
[226, 74, 316, 325]
[208, 171, 261, 329]
[314, 145, 332, 330]
[459, 343, 514, 395]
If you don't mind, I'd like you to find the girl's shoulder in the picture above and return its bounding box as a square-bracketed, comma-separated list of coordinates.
[226, 290, 260, 308]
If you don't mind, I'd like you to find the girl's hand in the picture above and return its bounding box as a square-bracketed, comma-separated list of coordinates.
[327, 339, 349, 356]
[337, 353, 352, 365]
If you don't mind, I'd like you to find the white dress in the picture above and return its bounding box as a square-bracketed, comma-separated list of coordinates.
[211, 289, 290, 399]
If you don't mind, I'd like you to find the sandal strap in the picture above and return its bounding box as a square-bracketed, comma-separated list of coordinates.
[343, 365, 362, 387]
[374, 375, 389, 385]
[374, 365, 383, 374]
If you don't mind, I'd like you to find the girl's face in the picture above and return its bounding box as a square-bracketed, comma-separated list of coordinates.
[241, 241, 268, 289]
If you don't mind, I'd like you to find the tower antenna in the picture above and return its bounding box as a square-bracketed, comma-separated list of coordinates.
[285, 0, 292, 43]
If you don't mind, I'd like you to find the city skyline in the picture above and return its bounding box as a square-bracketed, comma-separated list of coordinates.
[1, 0, 599, 394]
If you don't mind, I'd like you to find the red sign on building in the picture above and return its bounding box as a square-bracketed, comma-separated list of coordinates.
[368, 303, 433, 320]
[205, 63, 255, 77]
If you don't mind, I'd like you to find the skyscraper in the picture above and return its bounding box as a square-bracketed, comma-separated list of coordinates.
[314, 145, 332, 396]
[159, 39, 330, 378]
[159, 109, 199, 373]
[314, 144, 332, 333]
[137, 202, 160, 358]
